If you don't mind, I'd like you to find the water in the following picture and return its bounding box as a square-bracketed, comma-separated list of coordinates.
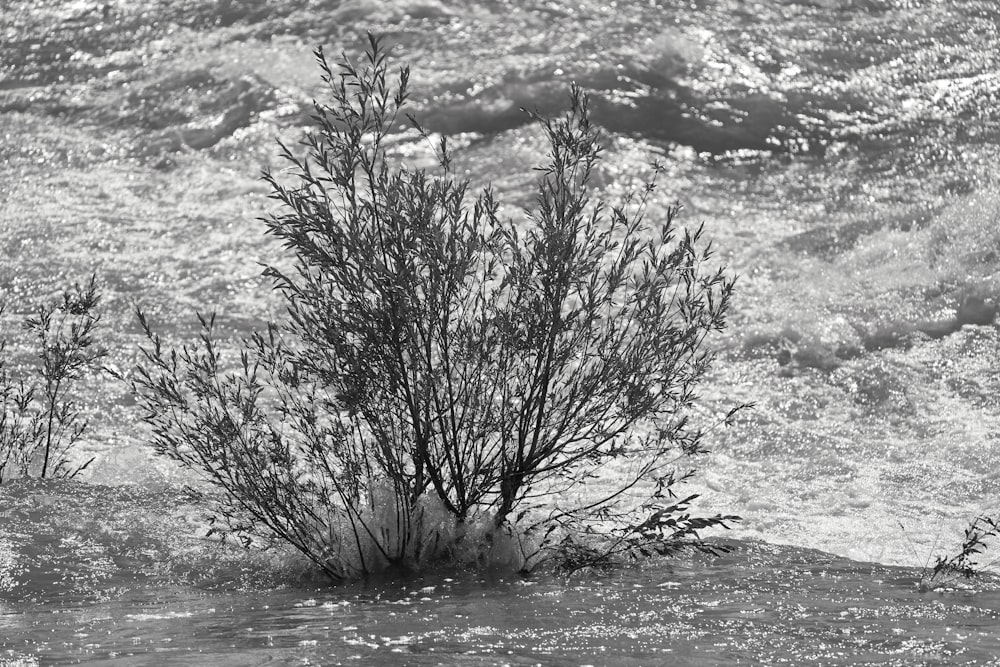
[3, 480, 1000, 666]
[3, 0, 1000, 662]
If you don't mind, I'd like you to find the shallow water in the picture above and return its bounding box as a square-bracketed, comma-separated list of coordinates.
[3, 481, 1000, 666]
[7, 558, 1000, 666]
[3, 0, 1000, 662]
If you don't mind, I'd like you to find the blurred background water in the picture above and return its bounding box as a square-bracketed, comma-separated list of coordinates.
[3, 0, 1000, 663]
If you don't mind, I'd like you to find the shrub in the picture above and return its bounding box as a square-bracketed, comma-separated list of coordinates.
[920, 514, 1000, 590]
[0, 275, 106, 483]
[133, 35, 742, 581]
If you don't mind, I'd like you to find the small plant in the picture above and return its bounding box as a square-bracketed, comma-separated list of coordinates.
[133, 35, 743, 581]
[919, 514, 1000, 590]
[546, 487, 740, 576]
[0, 275, 106, 483]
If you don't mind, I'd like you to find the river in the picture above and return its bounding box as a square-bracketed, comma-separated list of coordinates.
[2, 0, 1000, 663]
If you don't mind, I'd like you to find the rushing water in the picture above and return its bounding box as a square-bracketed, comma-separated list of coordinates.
[3, 0, 1000, 663]
[2, 481, 1000, 665]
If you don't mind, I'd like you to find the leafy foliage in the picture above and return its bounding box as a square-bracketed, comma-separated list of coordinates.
[132, 35, 743, 581]
[0, 275, 106, 482]
[921, 514, 1000, 589]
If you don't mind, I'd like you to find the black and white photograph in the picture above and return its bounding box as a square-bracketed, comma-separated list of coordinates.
[2, 0, 1000, 664]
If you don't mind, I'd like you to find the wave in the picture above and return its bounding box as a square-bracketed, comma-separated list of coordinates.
[414, 61, 820, 155]
[0, 479, 322, 604]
